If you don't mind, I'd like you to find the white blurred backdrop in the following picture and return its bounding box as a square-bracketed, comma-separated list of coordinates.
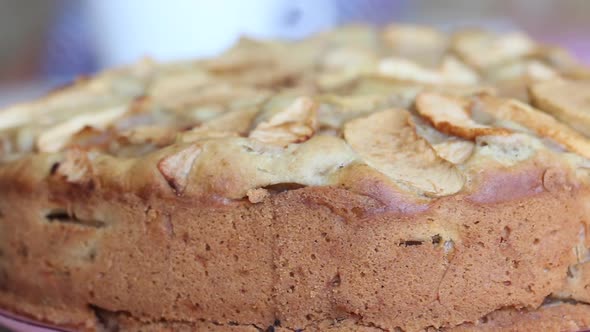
[0, 0, 588, 106]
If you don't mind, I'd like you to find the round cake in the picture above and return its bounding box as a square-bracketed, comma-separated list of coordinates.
[1, 25, 590, 332]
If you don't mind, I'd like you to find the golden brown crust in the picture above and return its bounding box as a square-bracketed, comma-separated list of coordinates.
[0, 155, 588, 331]
[1, 24, 590, 332]
[529, 80, 590, 137]
[476, 94, 590, 159]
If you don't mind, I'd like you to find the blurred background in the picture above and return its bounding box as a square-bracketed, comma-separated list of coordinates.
[0, 0, 589, 107]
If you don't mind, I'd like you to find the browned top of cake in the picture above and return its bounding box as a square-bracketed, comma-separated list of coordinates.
[1, 24, 590, 202]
